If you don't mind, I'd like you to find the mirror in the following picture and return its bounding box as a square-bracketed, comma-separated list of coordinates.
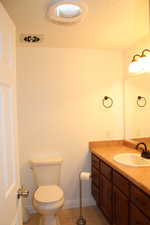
[125, 74, 150, 145]
[124, 0, 150, 147]
[125, 45, 150, 148]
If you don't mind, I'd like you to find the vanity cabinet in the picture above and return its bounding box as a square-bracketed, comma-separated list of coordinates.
[91, 153, 150, 225]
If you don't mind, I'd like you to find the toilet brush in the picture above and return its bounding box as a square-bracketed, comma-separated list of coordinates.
[76, 172, 91, 225]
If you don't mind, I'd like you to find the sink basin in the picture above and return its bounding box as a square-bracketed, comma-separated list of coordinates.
[114, 153, 150, 167]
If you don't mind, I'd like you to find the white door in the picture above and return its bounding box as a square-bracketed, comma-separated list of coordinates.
[0, 3, 22, 225]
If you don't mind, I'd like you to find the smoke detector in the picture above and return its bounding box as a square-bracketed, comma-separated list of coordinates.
[47, 0, 88, 24]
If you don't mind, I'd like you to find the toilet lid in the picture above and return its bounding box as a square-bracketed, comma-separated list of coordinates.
[34, 185, 64, 203]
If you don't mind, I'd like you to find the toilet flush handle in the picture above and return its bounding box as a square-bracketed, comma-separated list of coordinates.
[17, 186, 29, 199]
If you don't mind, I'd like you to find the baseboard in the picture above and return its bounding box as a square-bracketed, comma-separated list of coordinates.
[25, 197, 96, 214]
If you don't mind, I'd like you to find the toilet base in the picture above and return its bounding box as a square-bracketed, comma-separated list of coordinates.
[39, 215, 60, 225]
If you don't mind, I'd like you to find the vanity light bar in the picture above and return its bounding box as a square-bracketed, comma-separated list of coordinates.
[141, 49, 150, 57]
[129, 49, 150, 73]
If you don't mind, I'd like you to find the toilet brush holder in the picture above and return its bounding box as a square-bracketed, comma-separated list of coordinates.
[76, 172, 91, 225]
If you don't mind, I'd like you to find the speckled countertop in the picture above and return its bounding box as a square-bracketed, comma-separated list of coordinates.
[89, 140, 150, 196]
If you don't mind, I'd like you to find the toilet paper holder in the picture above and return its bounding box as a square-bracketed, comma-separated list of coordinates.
[76, 172, 91, 225]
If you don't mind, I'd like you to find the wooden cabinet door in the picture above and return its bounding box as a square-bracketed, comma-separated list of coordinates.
[131, 185, 150, 219]
[101, 175, 113, 223]
[130, 204, 150, 225]
[92, 182, 100, 206]
[113, 187, 129, 225]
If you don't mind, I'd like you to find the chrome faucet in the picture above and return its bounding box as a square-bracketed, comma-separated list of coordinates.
[136, 142, 150, 159]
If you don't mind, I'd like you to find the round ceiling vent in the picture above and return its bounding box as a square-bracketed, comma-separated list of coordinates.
[47, 0, 88, 24]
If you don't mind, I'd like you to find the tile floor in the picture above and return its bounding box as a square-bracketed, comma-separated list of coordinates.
[25, 206, 109, 225]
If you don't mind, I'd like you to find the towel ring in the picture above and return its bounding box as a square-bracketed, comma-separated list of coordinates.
[137, 96, 147, 107]
[103, 96, 113, 108]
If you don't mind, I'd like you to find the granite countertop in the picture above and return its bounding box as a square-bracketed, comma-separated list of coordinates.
[89, 140, 150, 195]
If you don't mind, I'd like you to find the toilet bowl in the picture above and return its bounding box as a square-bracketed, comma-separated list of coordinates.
[30, 157, 64, 225]
[33, 185, 64, 225]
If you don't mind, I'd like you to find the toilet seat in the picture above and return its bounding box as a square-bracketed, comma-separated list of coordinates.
[34, 185, 64, 204]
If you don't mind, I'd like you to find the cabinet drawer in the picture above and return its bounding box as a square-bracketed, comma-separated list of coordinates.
[130, 204, 150, 225]
[92, 154, 100, 170]
[92, 167, 100, 187]
[131, 185, 150, 219]
[113, 171, 130, 197]
[101, 161, 112, 181]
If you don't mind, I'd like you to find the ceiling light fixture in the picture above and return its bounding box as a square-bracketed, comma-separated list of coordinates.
[47, 0, 88, 24]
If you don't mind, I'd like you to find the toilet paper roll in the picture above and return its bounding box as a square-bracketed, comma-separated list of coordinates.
[80, 172, 91, 181]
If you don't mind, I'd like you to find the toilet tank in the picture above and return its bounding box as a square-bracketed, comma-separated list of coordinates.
[30, 158, 63, 187]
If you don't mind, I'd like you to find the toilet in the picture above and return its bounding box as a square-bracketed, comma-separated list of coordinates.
[30, 158, 64, 225]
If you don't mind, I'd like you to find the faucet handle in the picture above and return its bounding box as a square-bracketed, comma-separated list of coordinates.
[136, 142, 147, 152]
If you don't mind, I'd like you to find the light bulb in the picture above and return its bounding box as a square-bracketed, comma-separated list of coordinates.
[56, 4, 81, 18]
[139, 55, 150, 72]
[129, 61, 142, 73]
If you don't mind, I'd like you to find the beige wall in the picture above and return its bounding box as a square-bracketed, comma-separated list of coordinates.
[17, 47, 124, 211]
[124, 34, 150, 139]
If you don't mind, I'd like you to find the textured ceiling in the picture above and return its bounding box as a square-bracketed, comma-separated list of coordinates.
[1, 0, 149, 49]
